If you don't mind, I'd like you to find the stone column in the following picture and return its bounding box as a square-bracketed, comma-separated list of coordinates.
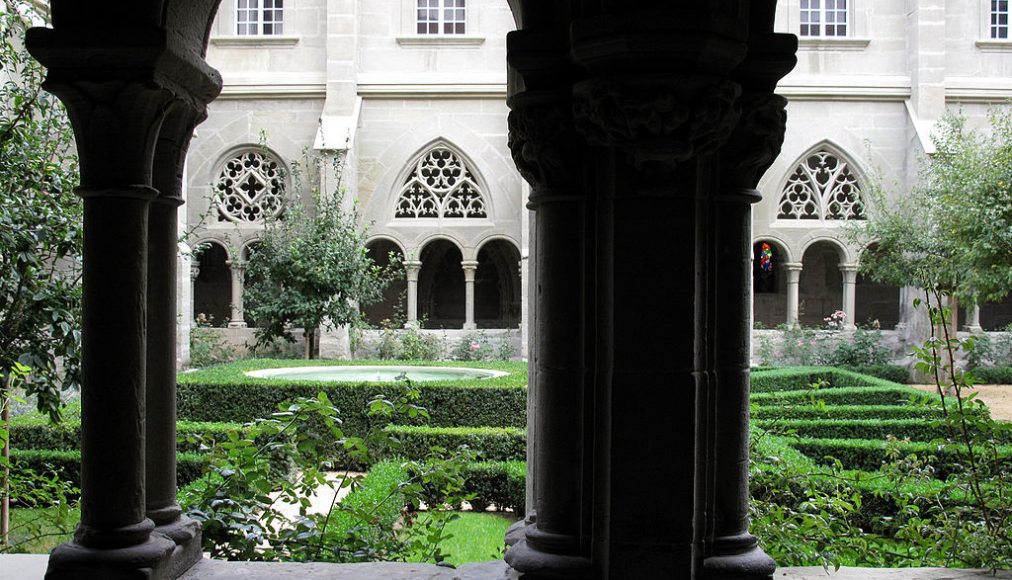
[785, 263, 803, 327]
[702, 4, 794, 575]
[226, 259, 247, 328]
[462, 260, 479, 330]
[32, 79, 179, 577]
[190, 262, 201, 307]
[146, 101, 204, 574]
[966, 304, 983, 333]
[840, 264, 858, 330]
[504, 30, 593, 577]
[404, 260, 422, 326]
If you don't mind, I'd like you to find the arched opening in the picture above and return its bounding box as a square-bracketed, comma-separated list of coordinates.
[752, 240, 788, 328]
[799, 241, 843, 328]
[362, 239, 407, 327]
[854, 245, 900, 329]
[475, 239, 522, 328]
[980, 294, 1012, 331]
[418, 239, 464, 329]
[193, 241, 231, 326]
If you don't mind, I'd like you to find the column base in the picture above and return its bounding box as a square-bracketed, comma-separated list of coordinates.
[153, 516, 203, 579]
[227, 321, 247, 328]
[463, 323, 477, 330]
[46, 534, 177, 580]
[701, 533, 776, 580]
[505, 523, 591, 580]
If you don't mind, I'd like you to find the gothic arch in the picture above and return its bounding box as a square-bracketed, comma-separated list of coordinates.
[799, 235, 853, 264]
[390, 139, 492, 221]
[192, 239, 232, 327]
[775, 141, 869, 222]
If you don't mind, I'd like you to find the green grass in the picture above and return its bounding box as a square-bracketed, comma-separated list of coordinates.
[2, 507, 78, 554]
[414, 511, 516, 566]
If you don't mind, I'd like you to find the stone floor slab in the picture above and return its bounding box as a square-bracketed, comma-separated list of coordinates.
[2, 556, 1010, 579]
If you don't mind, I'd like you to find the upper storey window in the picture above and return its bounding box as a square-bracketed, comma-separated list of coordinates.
[800, 0, 848, 37]
[993, 0, 1010, 39]
[417, 0, 466, 35]
[237, 0, 284, 36]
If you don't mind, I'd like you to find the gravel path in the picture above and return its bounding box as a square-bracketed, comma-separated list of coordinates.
[909, 384, 1012, 421]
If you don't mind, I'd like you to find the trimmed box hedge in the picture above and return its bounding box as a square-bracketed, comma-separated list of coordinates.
[751, 386, 918, 407]
[750, 366, 905, 393]
[10, 449, 206, 489]
[789, 437, 1012, 476]
[753, 418, 947, 441]
[177, 359, 528, 432]
[462, 461, 525, 514]
[382, 426, 526, 462]
[751, 404, 950, 421]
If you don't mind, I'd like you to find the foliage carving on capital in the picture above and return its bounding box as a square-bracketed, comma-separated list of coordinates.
[572, 76, 742, 170]
[507, 98, 577, 188]
[719, 93, 788, 190]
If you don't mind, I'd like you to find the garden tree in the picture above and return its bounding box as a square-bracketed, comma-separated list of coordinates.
[0, 0, 81, 545]
[245, 151, 400, 359]
[852, 108, 1012, 309]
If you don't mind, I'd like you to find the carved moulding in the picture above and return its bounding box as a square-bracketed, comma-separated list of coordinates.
[572, 75, 742, 173]
[718, 92, 789, 192]
[507, 90, 578, 191]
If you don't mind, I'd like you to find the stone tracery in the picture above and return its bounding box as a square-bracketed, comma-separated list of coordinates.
[778, 150, 866, 220]
[394, 147, 487, 219]
[214, 150, 285, 223]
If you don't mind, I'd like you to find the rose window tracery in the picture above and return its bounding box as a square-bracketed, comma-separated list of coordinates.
[777, 151, 866, 220]
[395, 148, 487, 219]
[214, 151, 286, 223]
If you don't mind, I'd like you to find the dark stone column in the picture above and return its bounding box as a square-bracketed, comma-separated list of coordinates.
[36, 79, 179, 579]
[702, 4, 795, 577]
[146, 101, 205, 577]
[504, 30, 593, 578]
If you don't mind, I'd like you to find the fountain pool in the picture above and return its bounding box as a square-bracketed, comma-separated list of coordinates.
[244, 365, 508, 383]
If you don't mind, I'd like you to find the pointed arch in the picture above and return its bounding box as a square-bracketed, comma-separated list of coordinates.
[393, 140, 490, 220]
[777, 142, 868, 221]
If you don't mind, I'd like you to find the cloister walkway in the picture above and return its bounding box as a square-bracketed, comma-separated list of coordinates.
[2, 556, 1011, 580]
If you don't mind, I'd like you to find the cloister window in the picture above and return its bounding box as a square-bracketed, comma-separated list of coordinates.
[395, 147, 487, 219]
[237, 0, 284, 35]
[417, 0, 466, 35]
[800, 0, 848, 37]
[214, 150, 286, 223]
[993, 0, 1010, 39]
[778, 150, 866, 220]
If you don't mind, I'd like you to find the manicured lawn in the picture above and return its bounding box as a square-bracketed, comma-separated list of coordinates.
[414, 512, 516, 566]
[3, 507, 77, 554]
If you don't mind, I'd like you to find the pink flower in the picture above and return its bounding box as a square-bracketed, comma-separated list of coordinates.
[469, 341, 480, 352]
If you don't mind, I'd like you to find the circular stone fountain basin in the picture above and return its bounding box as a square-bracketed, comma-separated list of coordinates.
[245, 365, 508, 383]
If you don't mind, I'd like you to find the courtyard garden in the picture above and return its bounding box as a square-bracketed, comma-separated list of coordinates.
[4, 358, 1011, 569]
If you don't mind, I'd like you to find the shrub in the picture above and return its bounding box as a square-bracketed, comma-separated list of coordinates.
[753, 418, 945, 442]
[382, 426, 526, 462]
[839, 364, 909, 384]
[10, 449, 205, 489]
[972, 366, 1012, 384]
[752, 386, 916, 407]
[819, 329, 892, 367]
[189, 324, 237, 368]
[462, 461, 525, 513]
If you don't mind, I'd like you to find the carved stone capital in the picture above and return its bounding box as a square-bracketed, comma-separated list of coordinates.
[39, 80, 174, 190]
[573, 75, 741, 172]
[718, 93, 788, 190]
[507, 91, 579, 190]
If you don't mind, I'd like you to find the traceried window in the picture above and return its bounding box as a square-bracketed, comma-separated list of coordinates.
[395, 148, 487, 219]
[417, 0, 466, 35]
[800, 0, 848, 37]
[993, 0, 1010, 39]
[778, 150, 866, 220]
[214, 150, 286, 223]
[237, 0, 284, 36]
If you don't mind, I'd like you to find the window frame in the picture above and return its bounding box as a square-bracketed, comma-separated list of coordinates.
[415, 0, 467, 36]
[799, 0, 850, 38]
[236, 0, 284, 37]
[991, 0, 1009, 39]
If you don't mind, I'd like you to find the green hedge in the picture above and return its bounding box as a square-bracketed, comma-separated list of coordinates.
[329, 461, 406, 538]
[839, 364, 910, 384]
[753, 418, 946, 442]
[752, 386, 918, 407]
[789, 437, 1012, 476]
[972, 366, 1012, 384]
[462, 461, 525, 514]
[10, 449, 206, 488]
[382, 426, 526, 462]
[750, 367, 903, 393]
[177, 359, 527, 432]
[752, 404, 948, 421]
